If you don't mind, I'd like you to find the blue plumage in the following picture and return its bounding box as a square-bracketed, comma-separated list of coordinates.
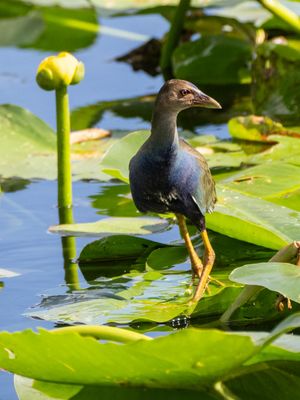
[129, 79, 219, 231]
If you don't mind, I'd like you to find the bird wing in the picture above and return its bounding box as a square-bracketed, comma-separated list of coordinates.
[179, 138, 217, 214]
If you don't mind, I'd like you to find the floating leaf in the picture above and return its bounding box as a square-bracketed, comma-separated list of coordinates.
[100, 130, 149, 182]
[14, 375, 211, 400]
[79, 235, 163, 279]
[228, 115, 299, 141]
[49, 217, 169, 237]
[206, 186, 300, 250]
[0, 11, 44, 46]
[221, 162, 300, 199]
[4, 314, 300, 392]
[0, 104, 111, 180]
[248, 135, 300, 166]
[173, 35, 252, 85]
[230, 262, 300, 303]
[0, 327, 260, 388]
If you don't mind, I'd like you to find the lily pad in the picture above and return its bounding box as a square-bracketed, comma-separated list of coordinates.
[49, 217, 169, 237]
[100, 130, 150, 183]
[206, 186, 300, 250]
[79, 235, 164, 279]
[228, 115, 299, 141]
[0, 104, 111, 181]
[221, 162, 300, 199]
[3, 313, 300, 392]
[230, 262, 300, 303]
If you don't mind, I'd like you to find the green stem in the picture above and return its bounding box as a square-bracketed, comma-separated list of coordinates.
[55, 85, 72, 210]
[62, 236, 80, 290]
[160, 0, 191, 79]
[257, 0, 300, 34]
[51, 325, 152, 343]
[219, 285, 262, 324]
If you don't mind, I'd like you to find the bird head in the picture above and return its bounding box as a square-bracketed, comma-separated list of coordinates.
[155, 79, 221, 112]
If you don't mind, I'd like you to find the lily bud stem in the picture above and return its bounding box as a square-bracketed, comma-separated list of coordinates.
[55, 85, 72, 210]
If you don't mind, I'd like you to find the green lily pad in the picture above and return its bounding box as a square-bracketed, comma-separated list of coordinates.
[0, 104, 112, 181]
[100, 130, 150, 183]
[3, 313, 300, 391]
[14, 375, 213, 400]
[79, 235, 164, 279]
[230, 262, 300, 303]
[221, 162, 300, 199]
[49, 217, 169, 237]
[228, 115, 299, 141]
[173, 35, 252, 85]
[0, 11, 43, 46]
[248, 135, 300, 166]
[206, 186, 300, 250]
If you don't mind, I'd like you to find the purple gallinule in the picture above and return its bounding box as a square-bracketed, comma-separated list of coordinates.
[129, 79, 221, 301]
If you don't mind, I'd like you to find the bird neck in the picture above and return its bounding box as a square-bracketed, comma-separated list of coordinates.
[149, 106, 179, 150]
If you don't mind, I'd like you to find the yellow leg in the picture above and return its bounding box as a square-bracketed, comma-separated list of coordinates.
[193, 229, 215, 302]
[176, 214, 203, 278]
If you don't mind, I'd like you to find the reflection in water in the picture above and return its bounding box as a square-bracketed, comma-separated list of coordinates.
[59, 206, 80, 291]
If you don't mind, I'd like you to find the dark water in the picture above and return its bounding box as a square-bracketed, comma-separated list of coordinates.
[0, 13, 230, 399]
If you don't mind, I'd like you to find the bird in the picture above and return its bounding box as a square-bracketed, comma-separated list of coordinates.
[129, 79, 221, 302]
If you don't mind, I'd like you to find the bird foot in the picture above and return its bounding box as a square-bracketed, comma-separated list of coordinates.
[208, 276, 224, 287]
[276, 294, 292, 312]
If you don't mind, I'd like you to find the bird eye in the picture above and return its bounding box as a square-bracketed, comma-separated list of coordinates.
[180, 89, 191, 96]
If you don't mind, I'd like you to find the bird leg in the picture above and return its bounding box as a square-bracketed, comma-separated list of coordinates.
[176, 214, 203, 278]
[193, 229, 215, 302]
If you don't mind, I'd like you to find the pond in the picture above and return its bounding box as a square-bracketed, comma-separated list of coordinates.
[1, 1, 300, 399]
[0, 11, 172, 399]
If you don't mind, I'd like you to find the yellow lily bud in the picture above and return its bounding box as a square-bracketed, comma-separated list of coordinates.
[36, 52, 85, 91]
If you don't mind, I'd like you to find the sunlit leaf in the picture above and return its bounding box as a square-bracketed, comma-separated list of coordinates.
[0, 327, 261, 388]
[3, 314, 300, 393]
[230, 262, 300, 303]
[206, 186, 300, 250]
[248, 135, 300, 166]
[221, 162, 300, 199]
